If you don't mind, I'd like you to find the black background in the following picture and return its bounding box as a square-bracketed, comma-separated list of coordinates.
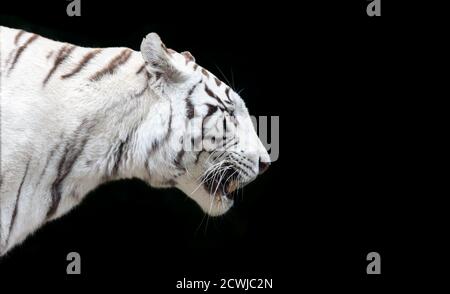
[0, 0, 436, 291]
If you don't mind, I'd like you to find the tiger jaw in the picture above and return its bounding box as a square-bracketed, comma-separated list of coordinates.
[195, 173, 247, 216]
[197, 186, 235, 217]
[202, 171, 240, 200]
[176, 176, 236, 216]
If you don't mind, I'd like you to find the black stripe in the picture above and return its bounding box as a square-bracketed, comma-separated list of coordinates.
[201, 68, 210, 78]
[35, 139, 62, 189]
[61, 48, 102, 79]
[201, 104, 219, 142]
[5, 49, 17, 70]
[186, 99, 195, 120]
[224, 87, 234, 105]
[225, 87, 231, 100]
[174, 149, 185, 170]
[8, 34, 38, 75]
[89, 49, 132, 81]
[112, 134, 130, 176]
[214, 77, 222, 87]
[14, 30, 24, 45]
[136, 64, 146, 74]
[7, 160, 31, 245]
[204, 84, 227, 110]
[185, 82, 201, 120]
[205, 104, 218, 117]
[223, 117, 228, 141]
[46, 119, 94, 219]
[43, 45, 76, 85]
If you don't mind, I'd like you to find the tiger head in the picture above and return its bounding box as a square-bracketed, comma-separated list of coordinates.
[139, 33, 270, 216]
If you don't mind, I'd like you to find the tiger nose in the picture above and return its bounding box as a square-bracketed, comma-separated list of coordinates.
[258, 159, 271, 175]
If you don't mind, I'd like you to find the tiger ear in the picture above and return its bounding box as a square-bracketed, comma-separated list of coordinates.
[140, 33, 187, 83]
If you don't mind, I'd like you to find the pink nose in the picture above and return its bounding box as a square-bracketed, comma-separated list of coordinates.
[258, 159, 270, 175]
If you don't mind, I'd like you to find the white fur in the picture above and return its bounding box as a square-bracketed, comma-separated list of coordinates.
[0, 26, 270, 256]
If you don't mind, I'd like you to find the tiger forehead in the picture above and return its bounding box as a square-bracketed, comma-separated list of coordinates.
[195, 65, 232, 96]
[173, 48, 234, 100]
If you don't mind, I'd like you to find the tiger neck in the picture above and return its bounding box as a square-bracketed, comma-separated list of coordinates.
[95, 90, 172, 178]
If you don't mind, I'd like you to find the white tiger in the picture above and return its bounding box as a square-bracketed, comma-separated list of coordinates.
[0, 26, 270, 256]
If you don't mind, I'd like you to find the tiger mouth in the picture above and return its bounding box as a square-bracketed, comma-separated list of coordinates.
[203, 167, 240, 200]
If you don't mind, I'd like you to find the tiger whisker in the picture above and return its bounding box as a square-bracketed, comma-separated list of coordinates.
[230, 67, 236, 92]
[212, 165, 233, 196]
[189, 159, 227, 195]
[214, 64, 234, 91]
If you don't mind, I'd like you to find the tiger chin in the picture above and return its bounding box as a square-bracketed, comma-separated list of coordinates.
[0, 26, 270, 256]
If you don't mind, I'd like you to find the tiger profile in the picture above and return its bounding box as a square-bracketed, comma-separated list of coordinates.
[0, 26, 270, 256]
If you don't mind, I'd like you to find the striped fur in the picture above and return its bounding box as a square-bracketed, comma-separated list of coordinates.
[0, 27, 270, 256]
[43, 44, 76, 85]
